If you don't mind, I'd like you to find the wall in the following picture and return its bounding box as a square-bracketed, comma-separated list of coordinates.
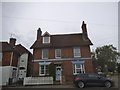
[18, 53, 28, 79]
[0, 66, 17, 86]
[2, 52, 12, 66]
[33, 45, 93, 78]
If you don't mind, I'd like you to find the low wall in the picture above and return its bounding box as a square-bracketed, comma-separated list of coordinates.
[23, 77, 53, 85]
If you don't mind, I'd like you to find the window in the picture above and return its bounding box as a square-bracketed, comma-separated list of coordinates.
[21, 60, 24, 62]
[73, 64, 85, 75]
[12, 68, 17, 78]
[0, 53, 2, 61]
[39, 65, 49, 76]
[55, 49, 61, 58]
[42, 49, 49, 59]
[43, 36, 50, 44]
[73, 47, 81, 57]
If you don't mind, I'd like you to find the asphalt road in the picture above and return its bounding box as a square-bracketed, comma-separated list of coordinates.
[1, 85, 119, 90]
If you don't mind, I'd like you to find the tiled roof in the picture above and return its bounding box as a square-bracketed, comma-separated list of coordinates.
[15, 44, 31, 55]
[0, 42, 31, 55]
[30, 33, 93, 49]
[0, 42, 14, 52]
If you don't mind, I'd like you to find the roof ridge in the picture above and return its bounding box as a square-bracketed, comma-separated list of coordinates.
[51, 33, 82, 36]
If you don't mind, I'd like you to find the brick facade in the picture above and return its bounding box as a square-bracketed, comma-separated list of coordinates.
[31, 21, 95, 83]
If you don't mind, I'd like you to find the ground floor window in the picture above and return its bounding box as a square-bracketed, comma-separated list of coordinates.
[73, 63, 85, 75]
[39, 65, 49, 76]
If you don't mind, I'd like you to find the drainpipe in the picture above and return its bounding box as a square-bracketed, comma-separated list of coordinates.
[10, 52, 13, 66]
[9, 52, 13, 85]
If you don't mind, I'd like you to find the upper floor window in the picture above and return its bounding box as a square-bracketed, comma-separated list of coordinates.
[43, 36, 50, 44]
[0, 53, 2, 61]
[42, 49, 49, 59]
[55, 49, 61, 58]
[42, 31, 50, 44]
[73, 47, 81, 57]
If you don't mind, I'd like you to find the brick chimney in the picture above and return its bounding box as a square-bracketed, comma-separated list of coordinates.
[9, 38, 16, 47]
[81, 21, 88, 39]
[37, 28, 42, 40]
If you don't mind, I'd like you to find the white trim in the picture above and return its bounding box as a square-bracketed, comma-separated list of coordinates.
[39, 65, 45, 76]
[73, 63, 85, 75]
[39, 63, 50, 76]
[33, 57, 92, 62]
[39, 62, 51, 65]
[43, 36, 50, 44]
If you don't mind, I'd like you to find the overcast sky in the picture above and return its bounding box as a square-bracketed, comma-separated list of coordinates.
[1, 1, 119, 53]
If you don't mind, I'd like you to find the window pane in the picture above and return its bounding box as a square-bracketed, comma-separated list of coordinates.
[45, 65, 49, 75]
[42, 49, 48, 59]
[76, 69, 82, 74]
[43, 36, 50, 43]
[0, 53, 2, 61]
[55, 49, 61, 58]
[74, 47, 81, 57]
[40, 65, 45, 74]
[76, 64, 81, 68]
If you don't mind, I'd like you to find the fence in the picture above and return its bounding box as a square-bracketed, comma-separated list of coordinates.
[23, 77, 53, 85]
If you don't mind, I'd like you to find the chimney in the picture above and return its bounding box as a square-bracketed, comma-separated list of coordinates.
[37, 28, 42, 40]
[81, 21, 88, 39]
[9, 38, 16, 47]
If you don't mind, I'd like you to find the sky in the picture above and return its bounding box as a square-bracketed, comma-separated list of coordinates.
[1, 1, 119, 53]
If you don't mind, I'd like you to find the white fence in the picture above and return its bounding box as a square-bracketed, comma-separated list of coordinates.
[23, 77, 53, 85]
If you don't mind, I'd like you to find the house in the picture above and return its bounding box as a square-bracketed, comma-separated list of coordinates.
[0, 38, 32, 85]
[30, 21, 95, 83]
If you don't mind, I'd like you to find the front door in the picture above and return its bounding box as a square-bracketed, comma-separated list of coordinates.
[56, 66, 61, 81]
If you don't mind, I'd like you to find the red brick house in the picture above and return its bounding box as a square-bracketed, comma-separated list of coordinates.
[30, 21, 95, 83]
[0, 38, 32, 85]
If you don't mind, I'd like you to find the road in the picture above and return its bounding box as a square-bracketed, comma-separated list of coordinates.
[1, 85, 119, 90]
[1, 75, 119, 90]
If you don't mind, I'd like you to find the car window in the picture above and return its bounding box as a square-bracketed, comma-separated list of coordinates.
[88, 74, 98, 78]
[79, 74, 88, 77]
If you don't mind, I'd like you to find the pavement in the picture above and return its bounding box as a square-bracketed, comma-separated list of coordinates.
[1, 75, 119, 90]
[110, 75, 119, 88]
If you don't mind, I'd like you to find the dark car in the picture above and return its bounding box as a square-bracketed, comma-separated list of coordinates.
[73, 73, 114, 88]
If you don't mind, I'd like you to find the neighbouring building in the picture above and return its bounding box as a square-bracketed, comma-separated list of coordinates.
[30, 21, 95, 83]
[0, 38, 32, 85]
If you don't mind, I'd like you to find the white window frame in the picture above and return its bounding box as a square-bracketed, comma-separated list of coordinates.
[73, 47, 81, 57]
[55, 49, 61, 58]
[42, 49, 49, 59]
[39, 65, 49, 76]
[73, 64, 85, 75]
[43, 36, 50, 44]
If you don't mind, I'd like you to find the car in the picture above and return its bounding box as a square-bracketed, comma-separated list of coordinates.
[73, 73, 114, 88]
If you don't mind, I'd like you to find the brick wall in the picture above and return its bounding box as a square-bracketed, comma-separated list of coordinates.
[2, 52, 12, 66]
[85, 59, 94, 73]
[81, 46, 91, 57]
[33, 46, 91, 59]
[62, 60, 73, 82]
[33, 46, 93, 77]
